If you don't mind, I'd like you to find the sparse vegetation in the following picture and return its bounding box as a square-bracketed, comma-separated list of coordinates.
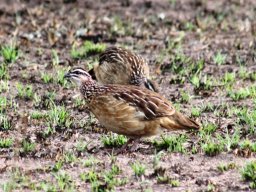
[71, 41, 106, 59]
[0, 80, 8, 93]
[217, 163, 236, 173]
[0, 138, 13, 148]
[41, 72, 53, 84]
[0, 64, 9, 80]
[0, 114, 12, 130]
[101, 133, 128, 147]
[213, 51, 226, 65]
[153, 134, 187, 153]
[47, 104, 72, 131]
[241, 161, 256, 189]
[131, 162, 146, 177]
[157, 176, 180, 187]
[0, 1, 255, 191]
[79, 164, 126, 191]
[16, 83, 34, 99]
[180, 91, 191, 103]
[202, 123, 217, 135]
[191, 107, 201, 117]
[52, 160, 63, 172]
[20, 139, 36, 154]
[1, 43, 19, 63]
[56, 68, 69, 87]
[51, 49, 59, 66]
[202, 141, 223, 156]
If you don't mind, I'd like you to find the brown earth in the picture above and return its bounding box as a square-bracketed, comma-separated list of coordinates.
[0, 0, 256, 191]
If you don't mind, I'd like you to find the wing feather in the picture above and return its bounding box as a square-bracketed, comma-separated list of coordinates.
[110, 86, 176, 120]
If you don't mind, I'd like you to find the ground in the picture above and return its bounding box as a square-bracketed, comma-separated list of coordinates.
[0, 0, 256, 191]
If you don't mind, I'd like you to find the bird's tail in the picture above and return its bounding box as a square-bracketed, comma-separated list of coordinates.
[160, 111, 200, 130]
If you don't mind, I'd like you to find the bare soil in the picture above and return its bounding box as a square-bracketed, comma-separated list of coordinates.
[0, 0, 256, 191]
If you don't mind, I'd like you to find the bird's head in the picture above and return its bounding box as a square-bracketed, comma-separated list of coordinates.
[64, 68, 94, 86]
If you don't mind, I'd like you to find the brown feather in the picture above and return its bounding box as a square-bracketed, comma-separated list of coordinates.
[94, 47, 158, 92]
[80, 83, 200, 137]
[160, 111, 200, 130]
[65, 68, 199, 138]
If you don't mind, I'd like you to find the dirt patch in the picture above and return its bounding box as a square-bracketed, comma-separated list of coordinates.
[0, 0, 256, 191]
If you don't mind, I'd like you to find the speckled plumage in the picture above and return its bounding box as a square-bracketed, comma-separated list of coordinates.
[65, 68, 200, 138]
[89, 47, 158, 92]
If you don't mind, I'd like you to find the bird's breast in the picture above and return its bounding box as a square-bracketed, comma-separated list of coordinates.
[88, 97, 163, 137]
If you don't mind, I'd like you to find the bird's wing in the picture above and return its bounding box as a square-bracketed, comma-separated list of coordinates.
[110, 86, 176, 120]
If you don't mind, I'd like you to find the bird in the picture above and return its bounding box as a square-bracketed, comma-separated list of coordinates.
[65, 68, 200, 139]
[88, 46, 159, 92]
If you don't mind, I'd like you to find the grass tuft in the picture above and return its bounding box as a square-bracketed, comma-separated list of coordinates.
[157, 176, 180, 187]
[241, 161, 256, 189]
[101, 134, 128, 147]
[153, 134, 187, 153]
[20, 139, 36, 154]
[1, 44, 19, 63]
[0, 115, 12, 130]
[16, 83, 33, 100]
[0, 64, 9, 80]
[213, 51, 226, 65]
[0, 138, 13, 148]
[202, 141, 223, 156]
[131, 162, 146, 177]
[217, 163, 236, 173]
[71, 41, 106, 59]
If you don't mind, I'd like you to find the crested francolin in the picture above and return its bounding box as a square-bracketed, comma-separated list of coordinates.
[88, 46, 159, 92]
[65, 68, 199, 138]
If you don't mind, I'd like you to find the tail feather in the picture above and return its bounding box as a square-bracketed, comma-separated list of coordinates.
[160, 111, 200, 130]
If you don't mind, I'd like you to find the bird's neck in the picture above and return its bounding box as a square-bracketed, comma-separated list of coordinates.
[80, 81, 108, 100]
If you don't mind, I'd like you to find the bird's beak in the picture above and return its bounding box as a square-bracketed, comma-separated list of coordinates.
[64, 73, 71, 79]
[144, 79, 159, 92]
